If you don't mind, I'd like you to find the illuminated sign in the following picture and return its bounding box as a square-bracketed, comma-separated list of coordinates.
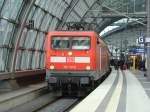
[138, 36, 145, 44]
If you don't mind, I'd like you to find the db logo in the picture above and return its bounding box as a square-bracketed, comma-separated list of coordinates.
[67, 57, 75, 62]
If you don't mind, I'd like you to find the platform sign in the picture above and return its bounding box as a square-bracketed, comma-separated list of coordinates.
[128, 49, 136, 55]
[136, 48, 145, 53]
[128, 48, 147, 54]
[138, 36, 145, 44]
[145, 37, 150, 43]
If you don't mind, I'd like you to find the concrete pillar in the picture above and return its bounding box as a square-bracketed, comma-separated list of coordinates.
[147, 0, 150, 80]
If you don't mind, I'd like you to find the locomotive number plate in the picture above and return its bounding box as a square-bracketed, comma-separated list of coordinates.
[66, 57, 75, 62]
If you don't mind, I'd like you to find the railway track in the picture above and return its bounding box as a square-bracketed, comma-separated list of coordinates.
[6, 92, 82, 112]
[0, 83, 47, 112]
[2, 82, 81, 112]
[1, 72, 109, 112]
[36, 97, 81, 112]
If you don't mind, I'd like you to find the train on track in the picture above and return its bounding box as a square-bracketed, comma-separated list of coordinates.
[46, 31, 110, 94]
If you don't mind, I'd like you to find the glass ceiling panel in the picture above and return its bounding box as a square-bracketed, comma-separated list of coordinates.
[85, 0, 95, 6]
[0, 48, 9, 71]
[40, 14, 52, 31]
[35, 0, 41, 5]
[34, 32, 44, 50]
[74, 0, 87, 17]
[0, 19, 14, 45]
[44, 0, 51, 11]
[38, 0, 47, 8]
[1, 0, 23, 20]
[24, 30, 37, 48]
[27, 6, 36, 21]
[40, 53, 45, 68]
[0, 0, 4, 9]
[32, 8, 44, 29]
[65, 0, 72, 4]
[48, 18, 59, 31]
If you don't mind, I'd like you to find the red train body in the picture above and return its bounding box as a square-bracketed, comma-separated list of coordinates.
[46, 31, 110, 89]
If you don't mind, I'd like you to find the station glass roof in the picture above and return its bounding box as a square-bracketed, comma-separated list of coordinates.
[0, 0, 147, 76]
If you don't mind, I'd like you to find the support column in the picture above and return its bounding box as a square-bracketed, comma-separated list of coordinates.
[9, 0, 36, 89]
[10, 0, 36, 78]
[147, 0, 150, 80]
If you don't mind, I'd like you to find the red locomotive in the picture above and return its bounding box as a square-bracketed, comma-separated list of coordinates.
[46, 31, 110, 92]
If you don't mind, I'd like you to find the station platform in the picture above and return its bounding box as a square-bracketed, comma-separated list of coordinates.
[70, 69, 150, 112]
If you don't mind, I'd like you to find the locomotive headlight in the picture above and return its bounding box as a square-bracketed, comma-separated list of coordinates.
[86, 66, 91, 70]
[68, 52, 72, 56]
[50, 65, 54, 70]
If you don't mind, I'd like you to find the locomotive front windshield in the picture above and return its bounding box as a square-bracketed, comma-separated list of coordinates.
[51, 36, 90, 50]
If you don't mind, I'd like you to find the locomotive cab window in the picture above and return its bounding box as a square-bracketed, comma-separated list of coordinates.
[51, 36, 90, 50]
[51, 37, 70, 49]
[72, 37, 90, 50]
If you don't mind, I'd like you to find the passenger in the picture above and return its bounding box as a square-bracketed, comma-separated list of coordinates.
[144, 59, 147, 77]
[135, 58, 138, 69]
[127, 59, 131, 69]
[72, 41, 78, 46]
[145, 59, 147, 71]
[114, 59, 119, 70]
[72, 41, 79, 49]
[110, 59, 115, 66]
[57, 40, 63, 48]
[142, 59, 146, 71]
[137, 57, 142, 70]
[119, 59, 124, 70]
[57, 40, 69, 49]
